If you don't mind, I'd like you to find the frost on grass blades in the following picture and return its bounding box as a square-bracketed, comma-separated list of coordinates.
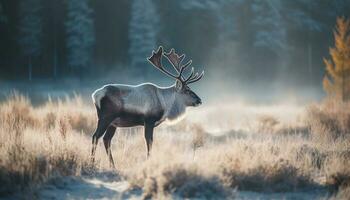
[0, 92, 350, 199]
[1, 2, 350, 199]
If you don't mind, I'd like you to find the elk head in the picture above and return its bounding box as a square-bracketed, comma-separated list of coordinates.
[148, 46, 204, 107]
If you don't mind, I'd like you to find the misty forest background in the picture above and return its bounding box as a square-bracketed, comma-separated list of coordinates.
[0, 0, 350, 100]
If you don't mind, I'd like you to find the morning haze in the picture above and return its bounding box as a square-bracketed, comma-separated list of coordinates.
[1, 0, 350, 199]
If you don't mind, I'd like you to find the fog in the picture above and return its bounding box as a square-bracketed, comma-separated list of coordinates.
[2, 2, 350, 199]
[1, 0, 349, 104]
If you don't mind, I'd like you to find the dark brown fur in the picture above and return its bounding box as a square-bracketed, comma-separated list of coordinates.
[91, 47, 203, 168]
[91, 86, 164, 168]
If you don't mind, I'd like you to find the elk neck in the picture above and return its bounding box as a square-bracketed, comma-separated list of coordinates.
[158, 85, 186, 121]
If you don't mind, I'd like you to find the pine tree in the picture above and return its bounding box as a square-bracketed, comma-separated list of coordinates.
[180, 0, 241, 43]
[251, 0, 287, 57]
[65, 0, 95, 75]
[283, 0, 324, 32]
[0, 3, 7, 23]
[128, 0, 159, 77]
[323, 17, 350, 101]
[18, 0, 43, 81]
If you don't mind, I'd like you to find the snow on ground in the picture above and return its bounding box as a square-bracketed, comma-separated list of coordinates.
[235, 190, 329, 200]
[36, 172, 329, 200]
[37, 172, 142, 200]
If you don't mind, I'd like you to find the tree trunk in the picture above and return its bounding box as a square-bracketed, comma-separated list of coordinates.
[342, 66, 345, 102]
[53, 3, 58, 79]
[53, 44, 57, 79]
[308, 43, 313, 84]
[28, 56, 32, 81]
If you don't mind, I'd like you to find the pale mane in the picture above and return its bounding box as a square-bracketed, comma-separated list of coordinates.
[159, 87, 187, 123]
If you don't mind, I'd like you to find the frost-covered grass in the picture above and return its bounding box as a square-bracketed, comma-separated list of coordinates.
[0, 93, 349, 199]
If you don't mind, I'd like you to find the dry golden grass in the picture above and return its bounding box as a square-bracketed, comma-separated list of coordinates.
[0, 93, 98, 195]
[306, 97, 350, 140]
[0, 93, 349, 199]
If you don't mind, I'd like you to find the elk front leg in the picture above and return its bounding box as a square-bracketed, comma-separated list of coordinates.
[144, 122, 154, 158]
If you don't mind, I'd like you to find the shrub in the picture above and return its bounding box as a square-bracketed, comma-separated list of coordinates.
[134, 164, 230, 199]
[306, 98, 350, 139]
[220, 159, 315, 192]
[256, 114, 280, 134]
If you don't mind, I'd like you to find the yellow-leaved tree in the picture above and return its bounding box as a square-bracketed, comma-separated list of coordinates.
[323, 17, 350, 101]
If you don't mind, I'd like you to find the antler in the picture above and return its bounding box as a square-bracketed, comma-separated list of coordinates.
[148, 46, 204, 85]
[164, 49, 191, 80]
[148, 46, 178, 79]
[184, 70, 205, 84]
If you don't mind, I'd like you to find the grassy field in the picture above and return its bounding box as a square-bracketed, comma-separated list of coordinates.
[0, 93, 349, 199]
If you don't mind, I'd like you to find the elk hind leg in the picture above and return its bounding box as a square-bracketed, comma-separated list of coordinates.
[91, 116, 114, 164]
[103, 126, 116, 168]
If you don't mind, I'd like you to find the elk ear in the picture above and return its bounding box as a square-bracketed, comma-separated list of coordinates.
[175, 80, 183, 91]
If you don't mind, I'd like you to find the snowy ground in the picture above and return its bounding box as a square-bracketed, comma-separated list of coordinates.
[35, 172, 329, 200]
[0, 83, 333, 200]
[37, 172, 142, 200]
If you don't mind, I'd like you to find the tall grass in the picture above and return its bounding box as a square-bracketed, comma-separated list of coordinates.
[0, 93, 98, 195]
[0, 93, 349, 199]
[306, 98, 350, 140]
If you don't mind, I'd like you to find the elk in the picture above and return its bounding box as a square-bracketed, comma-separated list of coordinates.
[91, 46, 204, 168]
